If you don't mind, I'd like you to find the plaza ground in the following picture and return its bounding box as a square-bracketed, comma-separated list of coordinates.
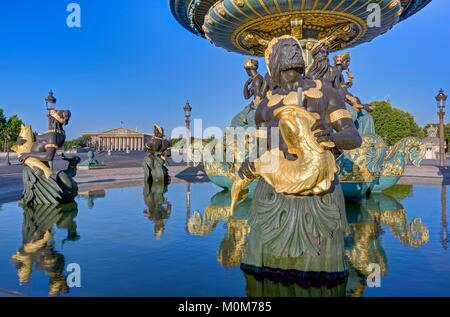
[0, 151, 449, 204]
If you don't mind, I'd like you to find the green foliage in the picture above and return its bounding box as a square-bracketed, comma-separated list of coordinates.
[0, 108, 24, 150]
[64, 135, 90, 150]
[371, 101, 424, 146]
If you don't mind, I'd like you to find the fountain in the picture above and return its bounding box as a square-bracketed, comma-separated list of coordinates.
[170, 0, 431, 280]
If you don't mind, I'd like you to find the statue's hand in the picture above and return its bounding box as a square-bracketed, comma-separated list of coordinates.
[16, 137, 26, 146]
[312, 119, 334, 144]
[18, 153, 30, 163]
[238, 160, 255, 179]
[364, 104, 375, 112]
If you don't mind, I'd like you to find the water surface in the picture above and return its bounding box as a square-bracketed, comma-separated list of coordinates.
[0, 182, 448, 296]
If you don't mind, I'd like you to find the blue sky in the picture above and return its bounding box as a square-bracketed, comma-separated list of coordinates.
[0, 0, 448, 139]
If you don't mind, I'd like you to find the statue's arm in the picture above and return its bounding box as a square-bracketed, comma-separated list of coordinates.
[243, 78, 253, 100]
[252, 77, 264, 98]
[327, 94, 362, 150]
[20, 147, 57, 162]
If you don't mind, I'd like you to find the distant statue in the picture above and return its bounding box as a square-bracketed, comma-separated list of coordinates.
[143, 124, 171, 185]
[231, 59, 268, 128]
[235, 35, 361, 276]
[12, 109, 80, 206]
[333, 52, 375, 136]
[79, 150, 105, 170]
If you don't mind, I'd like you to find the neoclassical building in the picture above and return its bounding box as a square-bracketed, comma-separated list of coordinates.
[83, 127, 152, 152]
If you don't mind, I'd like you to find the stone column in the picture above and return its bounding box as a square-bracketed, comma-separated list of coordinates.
[115, 137, 118, 151]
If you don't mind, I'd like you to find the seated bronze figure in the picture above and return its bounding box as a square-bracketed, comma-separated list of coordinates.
[143, 124, 171, 185]
[12, 109, 80, 206]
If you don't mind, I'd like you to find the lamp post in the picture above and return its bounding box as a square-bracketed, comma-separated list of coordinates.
[5, 135, 11, 166]
[436, 89, 448, 167]
[45, 90, 57, 130]
[183, 101, 192, 166]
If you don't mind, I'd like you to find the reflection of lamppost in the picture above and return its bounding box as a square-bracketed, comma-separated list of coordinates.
[5, 135, 11, 165]
[436, 89, 447, 167]
[441, 184, 448, 250]
[185, 182, 191, 232]
[183, 101, 192, 166]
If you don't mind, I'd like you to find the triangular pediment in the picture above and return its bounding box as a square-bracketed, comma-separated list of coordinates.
[98, 127, 145, 136]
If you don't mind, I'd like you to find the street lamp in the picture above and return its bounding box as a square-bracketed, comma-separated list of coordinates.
[436, 89, 448, 167]
[5, 135, 11, 166]
[183, 101, 192, 131]
[183, 101, 192, 166]
[45, 90, 57, 130]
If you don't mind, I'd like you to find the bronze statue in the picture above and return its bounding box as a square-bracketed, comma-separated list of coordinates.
[143, 124, 171, 185]
[234, 35, 361, 276]
[231, 59, 268, 128]
[12, 109, 80, 206]
[243, 59, 268, 108]
[333, 52, 375, 136]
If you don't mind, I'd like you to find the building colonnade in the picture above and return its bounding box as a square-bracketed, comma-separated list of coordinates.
[97, 136, 146, 151]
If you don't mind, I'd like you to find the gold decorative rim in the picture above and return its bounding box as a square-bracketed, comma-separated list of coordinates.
[227, 10, 368, 55]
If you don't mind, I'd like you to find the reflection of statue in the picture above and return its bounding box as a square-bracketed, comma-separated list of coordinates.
[79, 189, 106, 209]
[187, 190, 251, 266]
[143, 181, 172, 240]
[236, 36, 361, 276]
[11, 203, 79, 296]
[144, 124, 171, 185]
[12, 110, 80, 206]
[344, 190, 429, 296]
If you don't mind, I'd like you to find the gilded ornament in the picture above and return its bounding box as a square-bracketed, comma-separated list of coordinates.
[329, 109, 353, 123]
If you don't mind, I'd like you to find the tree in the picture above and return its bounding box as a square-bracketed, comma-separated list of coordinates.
[370, 101, 424, 146]
[0, 108, 23, 151]
[5, 115, 23, 146]
[64, 135, 90, 150]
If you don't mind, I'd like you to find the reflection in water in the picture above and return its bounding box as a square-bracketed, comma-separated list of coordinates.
[243, 272, 347, 297]
[11, 203, 79, 296]
[185, 182, 191, 233]
[441, 185, 448, 250]
[143, 182, 172, 240]
[188, 191, 251, 266]
[79, 190, 106, 209]
[189, 186, 430, 297]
